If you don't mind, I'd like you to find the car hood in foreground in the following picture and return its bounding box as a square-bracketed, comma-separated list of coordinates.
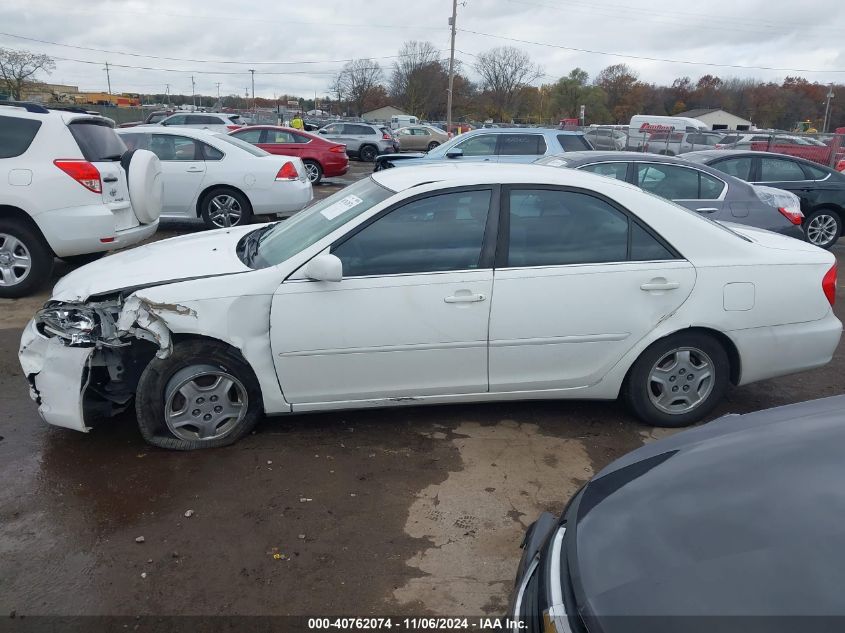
[571, 395, 845, 624]
[52, 224, 259, 302]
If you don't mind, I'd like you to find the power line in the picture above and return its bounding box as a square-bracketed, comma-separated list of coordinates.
[456, 28, 845, 74]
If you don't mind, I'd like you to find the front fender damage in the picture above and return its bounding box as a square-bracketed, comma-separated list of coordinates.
[22, 294, 195, 431]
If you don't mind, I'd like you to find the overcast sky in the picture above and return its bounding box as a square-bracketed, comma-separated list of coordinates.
[1, 0, 843, 98]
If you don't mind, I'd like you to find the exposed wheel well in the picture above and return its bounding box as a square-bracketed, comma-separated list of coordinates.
[195, 185, 251, 218]
[0, 205, 53, 253]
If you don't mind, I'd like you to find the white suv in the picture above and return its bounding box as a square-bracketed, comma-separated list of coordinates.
[151, 112, 243, 133]
[0, 102, 162, 297]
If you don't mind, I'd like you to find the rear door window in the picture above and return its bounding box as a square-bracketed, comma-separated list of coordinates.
[557, 134, 592, 151]
[712, 157, 752, 180]
[0, 115, 41, 158]
[497, 134, 546, 156]
[150, 134, 199, 161]
[579, 162, 628, 181]
[235, 128, 263, 143]
[699, 172, 726, 199]
[759, 157, 807, 181]
[68, 120, 126, 161]
[636, 163, 700, 199]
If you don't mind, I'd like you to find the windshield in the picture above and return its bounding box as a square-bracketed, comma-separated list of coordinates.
[252, 177, 394, 268]
[212, 133, 268, 156]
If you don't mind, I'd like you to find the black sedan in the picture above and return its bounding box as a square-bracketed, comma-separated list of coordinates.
[685, 150, 845, 249]
[511, 395, 845, 633]
[536, 152, 804, 239]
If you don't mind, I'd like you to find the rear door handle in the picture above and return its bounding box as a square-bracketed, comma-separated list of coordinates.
[696, 207, 719, 213]
[641, 280, 680, 292]
[186, 167, 204, 172]
[444, 293, 486, 303]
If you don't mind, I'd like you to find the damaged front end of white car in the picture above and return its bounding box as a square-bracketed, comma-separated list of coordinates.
[19, 293, 175, 432]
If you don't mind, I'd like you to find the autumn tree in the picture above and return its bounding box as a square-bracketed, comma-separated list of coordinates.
[390, 41, 447, 119]
[0, 48, 55, 100]
[594, 64, 639, 122]
[474, 46, 543, 121]
[333, 58, 385, 117]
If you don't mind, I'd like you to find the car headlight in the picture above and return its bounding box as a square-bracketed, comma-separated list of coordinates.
[36, 304, 100, 346]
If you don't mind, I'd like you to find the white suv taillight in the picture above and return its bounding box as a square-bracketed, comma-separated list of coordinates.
[54, 159, 102, 193]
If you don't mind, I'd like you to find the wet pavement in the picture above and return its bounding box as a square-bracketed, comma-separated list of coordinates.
[1, 157, 843, 624]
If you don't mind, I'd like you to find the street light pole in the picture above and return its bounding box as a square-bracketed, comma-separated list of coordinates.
[249, 69, 256, 111]
[446, 0, 458, 137]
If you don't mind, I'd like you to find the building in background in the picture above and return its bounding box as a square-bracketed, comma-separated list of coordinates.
[362, 105, 410, 123]
[675, 108, 754, 131]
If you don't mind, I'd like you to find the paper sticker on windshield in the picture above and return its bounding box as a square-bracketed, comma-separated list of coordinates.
[321, 195, 363, 220]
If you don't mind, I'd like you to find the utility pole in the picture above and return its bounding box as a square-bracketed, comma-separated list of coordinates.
[165, 83, 170, 106]
[446, 0, 458, 137]
[249, 69, 256, 111]
[191, 75, 196, 111]
[104, 61, 112, 94]
[823, 84, 835, 133]
[216, 82, 221, 101]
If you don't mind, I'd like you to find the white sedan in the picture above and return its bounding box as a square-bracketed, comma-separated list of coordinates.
[117, 127, 312, 229]
[19, 164, 841, 450]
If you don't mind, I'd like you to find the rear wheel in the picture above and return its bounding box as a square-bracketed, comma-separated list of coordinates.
[0, 220, 53, 299]
[303, 160, 323, 185]
[359, 145, 378, 162]
[427, 141, 440, 151]
[623, 332, 729, 428]
[135, 340, 263, 450]
[200, 188, 252, 229]
[804, 209, 841, 249]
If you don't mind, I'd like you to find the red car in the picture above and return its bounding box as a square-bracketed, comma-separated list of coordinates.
[228, 126, 348, 184]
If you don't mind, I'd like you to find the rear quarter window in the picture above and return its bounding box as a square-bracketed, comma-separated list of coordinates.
[557, 134, 592, 151]
[0, 115, 41, 158]
[68, 120, 126, 161]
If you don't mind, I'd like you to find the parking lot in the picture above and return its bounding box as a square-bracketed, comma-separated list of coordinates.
[1, 155, 843, 621]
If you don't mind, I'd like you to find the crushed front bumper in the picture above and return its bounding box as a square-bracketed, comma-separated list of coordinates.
[19, 318, 93, 432]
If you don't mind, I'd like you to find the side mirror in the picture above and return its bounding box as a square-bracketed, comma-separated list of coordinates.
[317, 129, 327, 134]
[446, 148, 463, 158]
[303, 253, 342, 282]
[159, 120, 168, 126]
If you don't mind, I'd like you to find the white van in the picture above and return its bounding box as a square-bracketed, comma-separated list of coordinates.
[390, 114, 418, 130]
[627, 115, 708, 150]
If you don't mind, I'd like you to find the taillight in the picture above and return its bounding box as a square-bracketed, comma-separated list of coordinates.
[275, 162, 299, 180]
[226, 125, 241, 131]
[823, 264, 837, 307]
[837, 159, 845, 172]
[54, 160, 101, 193]
[777, 206, 804, 225]
[382, 132, 392, 140]
[330, 145, 346, 153]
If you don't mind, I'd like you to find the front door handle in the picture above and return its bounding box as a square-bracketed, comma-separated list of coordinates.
[186, 167, 204, 173]
[641, 279, 680, 292]
[696, 207, 719, 213]
[444, 293, 486, 303]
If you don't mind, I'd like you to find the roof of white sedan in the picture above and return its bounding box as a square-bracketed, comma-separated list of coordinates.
[115, 126, 222, 139]
[371, 161, 642, 193]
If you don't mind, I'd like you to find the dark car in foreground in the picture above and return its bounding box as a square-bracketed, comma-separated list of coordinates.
[537, 151, 805, 239]
[511, 395, 845, 633]
[684, 149, 845, 249]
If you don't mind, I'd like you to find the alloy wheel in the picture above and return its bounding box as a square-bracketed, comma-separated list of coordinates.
[208, 194, 243, 227]
[647, 347, 715, 415]
[0, 233, 32, 287]
[806, 213, 839, 247]
[304, 162, 321, 183]
[164, 365, 248, 441]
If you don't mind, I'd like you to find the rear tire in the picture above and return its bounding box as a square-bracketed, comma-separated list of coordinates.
[200, 188, 253, 229]
[427, 141, 440, 151]
[135, 340, 263, 450]
[622, 332, 729, 428]
[61, 252, 105, 267]
[303, 160, 323, 185]
[359, 145, 378, 162]
[804, 209, 841, 249]
[0, 219, 53, 299]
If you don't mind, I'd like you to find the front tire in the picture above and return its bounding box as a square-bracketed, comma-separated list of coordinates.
[0, 220, 53, 299]
[200, 188, 253, 229]
[359, 145, 378, 162]
[622, 332, 729, 428]
[804, 209, 841, 249]
[135, 340, 263, 450]
[303, 160, 323, 185]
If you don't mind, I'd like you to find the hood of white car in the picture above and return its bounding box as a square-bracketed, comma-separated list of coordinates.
[52, 224, 260, 302]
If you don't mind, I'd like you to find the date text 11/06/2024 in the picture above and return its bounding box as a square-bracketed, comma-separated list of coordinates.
[307, 618, 526, 630]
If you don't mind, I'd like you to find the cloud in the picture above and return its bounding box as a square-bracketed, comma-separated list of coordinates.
[1, 0, 843, 97]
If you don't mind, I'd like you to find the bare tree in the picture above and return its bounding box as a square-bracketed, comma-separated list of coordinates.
[390, 41, 444, 118]
[0, 48, 55, 100]
[333, 59, 384, 117]
[474, 46, 542, 120]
